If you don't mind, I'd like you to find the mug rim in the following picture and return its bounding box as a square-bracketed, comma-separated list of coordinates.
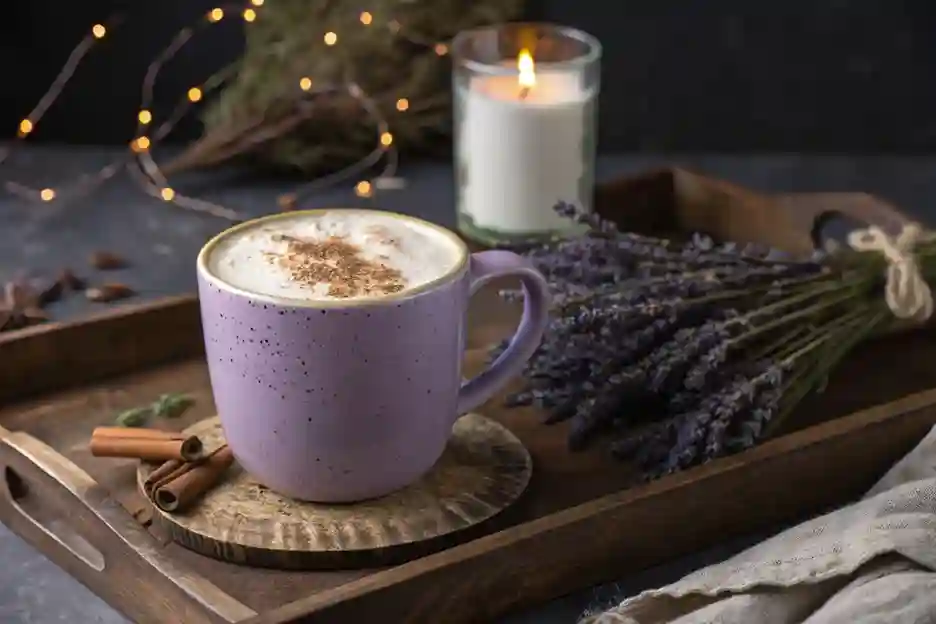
[197, 208, 470, 308]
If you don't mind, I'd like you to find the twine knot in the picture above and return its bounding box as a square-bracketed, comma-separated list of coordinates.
[847, 222, 933, 323]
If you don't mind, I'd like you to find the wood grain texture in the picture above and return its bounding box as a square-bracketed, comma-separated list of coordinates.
[0, 294, 203, 404]
[0, 168, 926, 623]
[592, 167, 911, 257]
[0, 424, 255, 624]
[251, 390, 936, 624]
[138, 414, 531, 569]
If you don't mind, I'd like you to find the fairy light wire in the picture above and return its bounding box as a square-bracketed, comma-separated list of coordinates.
[12, 16, 124, 143]
[131, 26, 396, 218]
[1, 15, 128, 202]
[2, 5, 454, 218]
[277, 81, 400, 208]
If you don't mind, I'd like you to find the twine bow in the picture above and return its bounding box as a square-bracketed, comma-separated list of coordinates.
[847, 222, 934, 323]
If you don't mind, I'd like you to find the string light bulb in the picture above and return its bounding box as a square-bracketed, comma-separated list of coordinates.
[132, 136, 151, 152]
[250, 0, 264, 5]
[2, 9, 453, 211]
[354, 180, 373, 198]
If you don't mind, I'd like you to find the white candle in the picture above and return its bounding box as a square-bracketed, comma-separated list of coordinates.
[457, 55, 596, 235]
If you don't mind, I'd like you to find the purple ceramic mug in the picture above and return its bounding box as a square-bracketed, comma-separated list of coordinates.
[196, 209, 550, 502]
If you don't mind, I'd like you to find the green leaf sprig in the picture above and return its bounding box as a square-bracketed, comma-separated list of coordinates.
[152, 393, 195, 419]
[113, 407, 151, 427]
[113, 393, 195, 427]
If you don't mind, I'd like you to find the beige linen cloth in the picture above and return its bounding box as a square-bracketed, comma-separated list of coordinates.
[583, 425, 936, 624]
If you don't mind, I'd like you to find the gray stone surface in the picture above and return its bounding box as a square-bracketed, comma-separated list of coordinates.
[2, 148, 936, 622]
[0, 524, 128, 623]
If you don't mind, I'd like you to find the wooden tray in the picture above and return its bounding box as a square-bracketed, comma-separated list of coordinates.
[3, 167, 936, 624]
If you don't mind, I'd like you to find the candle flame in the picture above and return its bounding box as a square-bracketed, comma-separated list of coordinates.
[517, 48, 536, 90]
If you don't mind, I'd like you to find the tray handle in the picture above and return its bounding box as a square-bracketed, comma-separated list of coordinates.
[774, 192, 915, 250]
[0, 425, 256, 624]
[597, 168, 916, 256]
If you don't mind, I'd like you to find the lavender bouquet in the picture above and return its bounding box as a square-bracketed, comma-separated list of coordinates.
[494, 203, 936, 480]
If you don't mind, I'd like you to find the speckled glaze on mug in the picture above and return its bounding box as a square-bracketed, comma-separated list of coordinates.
[196, 209, 550, 502]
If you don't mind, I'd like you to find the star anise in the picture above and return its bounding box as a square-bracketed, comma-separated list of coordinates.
[0, 280, 52, 332]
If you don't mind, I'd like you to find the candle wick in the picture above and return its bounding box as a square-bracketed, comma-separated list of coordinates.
[519, 86, 530, 100]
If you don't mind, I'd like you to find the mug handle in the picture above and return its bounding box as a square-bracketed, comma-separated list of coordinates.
[456, 250, 551, 416]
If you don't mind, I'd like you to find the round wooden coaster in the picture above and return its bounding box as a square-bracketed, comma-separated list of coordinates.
[137, 413, 532, 570]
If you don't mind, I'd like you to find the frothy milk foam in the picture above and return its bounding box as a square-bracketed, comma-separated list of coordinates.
[207, 211, 465, 301]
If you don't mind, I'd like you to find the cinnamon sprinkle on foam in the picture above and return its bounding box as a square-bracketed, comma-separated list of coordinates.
[264, 234, 406, 299]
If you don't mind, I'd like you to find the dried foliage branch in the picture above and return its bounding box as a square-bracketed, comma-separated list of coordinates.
[165, 0, 525, 176]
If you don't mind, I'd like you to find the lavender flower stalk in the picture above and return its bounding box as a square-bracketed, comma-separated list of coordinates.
[495, 200, 908, 480]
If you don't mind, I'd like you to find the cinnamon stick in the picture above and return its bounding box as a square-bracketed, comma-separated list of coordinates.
[90, 428, 203, 462]
[142, 459, 184, 496]
[153, 445, 234, 513]
[92, 427, 186, 441]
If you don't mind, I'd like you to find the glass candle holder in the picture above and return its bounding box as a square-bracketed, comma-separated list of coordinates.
[452, 23, 601, 247]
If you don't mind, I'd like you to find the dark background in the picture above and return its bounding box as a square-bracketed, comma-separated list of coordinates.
[4, 3, 936, 623]
[4, 0, 936, 152]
